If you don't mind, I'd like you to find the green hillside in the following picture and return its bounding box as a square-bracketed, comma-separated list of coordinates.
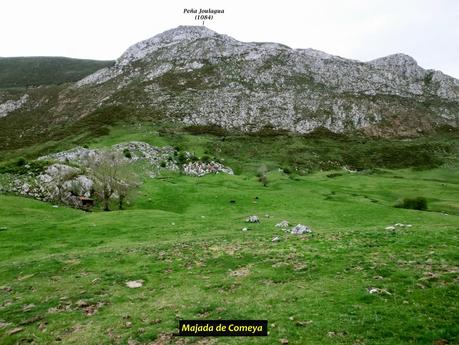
[0, 35, 458, 344]
[0, 166, 458, 344]
[0, 57, 114, 88]
[0, 119, 458, 344]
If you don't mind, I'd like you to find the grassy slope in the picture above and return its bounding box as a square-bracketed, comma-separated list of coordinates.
[0, 167, 458, 344]
[0, 57, 114, 88]
[3, 122, 456, 172]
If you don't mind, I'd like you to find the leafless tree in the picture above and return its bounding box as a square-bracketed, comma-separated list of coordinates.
[256, 164, 269, 187]
[88, 151, 139, 211]
[113, 163, 139, 210]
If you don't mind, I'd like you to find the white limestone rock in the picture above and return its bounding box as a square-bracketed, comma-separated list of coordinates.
[290, 224, 312, 235]
[0, 94, 29, 118]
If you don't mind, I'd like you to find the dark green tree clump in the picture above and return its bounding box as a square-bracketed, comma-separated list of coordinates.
[395, 197, 428, 211]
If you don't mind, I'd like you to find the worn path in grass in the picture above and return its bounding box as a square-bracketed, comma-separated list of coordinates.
[0, 170, 458, 344]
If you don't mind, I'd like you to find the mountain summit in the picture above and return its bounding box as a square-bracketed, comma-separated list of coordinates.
[0, 26, 458, 150]
[118, 26, 224, 66]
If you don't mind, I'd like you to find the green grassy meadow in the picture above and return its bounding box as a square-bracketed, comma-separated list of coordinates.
[1, 163, 458, 344]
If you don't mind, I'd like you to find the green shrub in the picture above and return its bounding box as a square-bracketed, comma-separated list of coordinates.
[259, 175, 268, 187]
[326, 173, 342, 178]
[123, 148, 132, 159]
[16, 157, 27, 166]
[423, 71, 433, 85]
[185, 124, 227, 136]
[395, 197, 428, 211]
[253, 124, 289, 137]
[0, 160, 49, 175]
[92, 126, 110, 136]
[201, 155, 211, 163]
[177, 152, 187, 164]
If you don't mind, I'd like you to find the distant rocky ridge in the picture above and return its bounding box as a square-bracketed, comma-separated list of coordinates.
[0, 25, 458, 146]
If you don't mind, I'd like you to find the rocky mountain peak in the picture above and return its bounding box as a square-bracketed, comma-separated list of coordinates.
[368, 53, 424, 78]
[297, 48, 340, 60]
[369, 53, 419, 66]
[118, 26, 223, 66]
[6, 26, 456, 141]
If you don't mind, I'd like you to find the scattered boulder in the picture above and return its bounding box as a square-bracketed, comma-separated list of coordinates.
[22, 304, 35, 312]
[367, 287, 391, 295]
[393, 223, 412, 228]
[241, 227, 248, 232]
[0, 322, 11, 329]
[275, 220, 289, 228]
[7, 327, 24, 335]
[76, 300, 89, 308]
[290, 224, 312, 235]
[272, 236, 281, 242]
[246, 215, 260, 223]
[0, 226, 7, 231]
[229, 266, 250, 277]
[182, 161, 233, 177]
[126, 280, 144, 288]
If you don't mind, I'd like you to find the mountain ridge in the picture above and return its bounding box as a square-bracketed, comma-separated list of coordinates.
[0, 56, 114, 89]
[0, 25, 458, 152]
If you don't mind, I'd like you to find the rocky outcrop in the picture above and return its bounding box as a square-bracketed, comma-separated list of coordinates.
[0, 94, 28, 118]
[3, 163, 90, 206]
[182, 161, 233, 177]
[1, 141, 233, 207]
[39, 142, 179, 174]
[37, 141, 233, 177]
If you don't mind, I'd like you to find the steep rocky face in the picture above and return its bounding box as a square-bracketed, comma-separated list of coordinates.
[1, 25, 458, 145]
[0, 94, 29, 118]
[72, 26, 459, 136]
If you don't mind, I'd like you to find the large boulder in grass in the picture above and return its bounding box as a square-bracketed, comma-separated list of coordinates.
[275, 220, 290, 229]
[291, 224, 312, 234]
[246, 215, 260, 223]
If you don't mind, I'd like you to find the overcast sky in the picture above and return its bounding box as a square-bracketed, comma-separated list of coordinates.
[1, 0, 458, 78]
